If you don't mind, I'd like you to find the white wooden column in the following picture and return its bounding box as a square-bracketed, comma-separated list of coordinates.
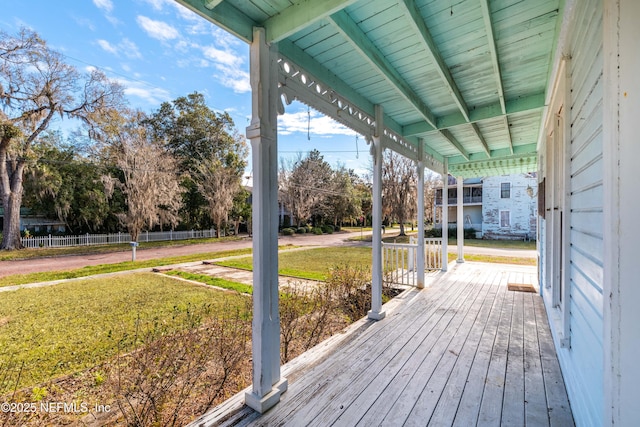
[244, 27, 287, 413]
[456, 175, 465, 263]
[416, 139, 425, 288]
[441, 159, 448, 272]
[603, 0, 640, 424]
[369, 105, 385, 320]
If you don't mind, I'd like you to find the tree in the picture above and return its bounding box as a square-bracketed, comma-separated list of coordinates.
[230, 186, 251, 235]
[423, 171, 441, 225]
[102, 110, 183, 242]
[382, 151, 417, 236]
[194, 157, 242, 238]
[327, 165, 362, 227]
[145, 92, 248, 229]
[0, 28, 123, 249]
[23, 132, 113, 233]
[279, 150, 333, 227]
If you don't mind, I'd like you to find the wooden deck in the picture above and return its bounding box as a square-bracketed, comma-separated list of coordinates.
[190, 262, 574, 427]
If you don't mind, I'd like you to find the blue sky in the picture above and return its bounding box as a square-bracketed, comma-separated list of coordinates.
[0, 0, 369, 178]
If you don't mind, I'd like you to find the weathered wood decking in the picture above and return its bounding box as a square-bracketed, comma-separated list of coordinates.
[191, 262, 573, 427]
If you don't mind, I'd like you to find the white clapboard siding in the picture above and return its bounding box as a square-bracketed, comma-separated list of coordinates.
[545, 0, 605, 425]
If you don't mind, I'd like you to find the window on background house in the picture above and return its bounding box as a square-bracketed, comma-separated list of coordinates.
[501, 182, 511, 198]
[500, 210, 510, 228]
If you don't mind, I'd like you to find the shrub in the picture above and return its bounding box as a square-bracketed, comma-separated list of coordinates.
[311, 227, 323, 235]
[334, 225, 341, 232]
[281, 228, 295, 236]
[279, 282, 335, 363]
[110, 302, 251, 426]
[321, 225, 334, 234]
[425, 228, 442, 238]
[295, 227, 307, 234]
[326, 264, 371, 322]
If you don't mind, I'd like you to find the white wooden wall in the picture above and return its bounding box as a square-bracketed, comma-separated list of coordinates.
[540, 0, 604, 425]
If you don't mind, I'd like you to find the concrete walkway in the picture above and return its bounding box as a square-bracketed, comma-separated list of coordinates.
[0, 246, 322, 293]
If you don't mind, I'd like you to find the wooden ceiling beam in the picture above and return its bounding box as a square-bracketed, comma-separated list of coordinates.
[398, 0, 469, 122]
[265, 0, 357, 43]
[479, 0, 513, 155]
[329, 10, 437, 129]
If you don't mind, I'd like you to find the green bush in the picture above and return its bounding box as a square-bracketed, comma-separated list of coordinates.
[321, 225, 334, 234]
[311, 227, 323, 235]
[425, 227, 477, 239]
[334, 225, 341, 232]
[425, 228, 442, 238]
[295, 227, 307, 234]
[281, 228, 295, 236]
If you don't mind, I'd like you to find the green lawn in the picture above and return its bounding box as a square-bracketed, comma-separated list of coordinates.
[217, 246, 373, 281]
[0, 273, 250, 395]
[0, 248, 254, 288]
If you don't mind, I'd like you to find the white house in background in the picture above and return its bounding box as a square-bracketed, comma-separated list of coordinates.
[434, 173, 537, 239]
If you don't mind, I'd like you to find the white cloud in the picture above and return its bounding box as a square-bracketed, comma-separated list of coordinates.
[215, 65, 250, 93]
[136, 16, 179, 41]
[96, 38, 142, 59]
[278, 111, 356, 137]
[97, 39, 117, 55]
[142, 0, 167, 11]
[202, 45, 242, 67]
[120, 38, 142, 59]
[72, 16, 96, 31]
[93, 0, 113, 13]
[114, 77, 172, 105]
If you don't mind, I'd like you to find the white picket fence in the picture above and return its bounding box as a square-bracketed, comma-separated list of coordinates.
[382, 237, 443, 286]
[20, 229, 217, 249]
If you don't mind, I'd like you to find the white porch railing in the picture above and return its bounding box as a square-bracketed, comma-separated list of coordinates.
[382, 237, 443, 286]
[20, 229, 217, 249]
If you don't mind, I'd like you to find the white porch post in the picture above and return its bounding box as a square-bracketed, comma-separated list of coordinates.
[369, 105, 386, 320]
[244, 27, 287, 413]
[416, 139, 425, 288]
[603, 0, 640, 424]
[457, 175, 465, 263]
[441, 159, 448, 272]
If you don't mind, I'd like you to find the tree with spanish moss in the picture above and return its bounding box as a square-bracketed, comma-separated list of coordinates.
[382, 150, 417, 236]
[100, 110, 183, 243]
[0, 28, 123, 250]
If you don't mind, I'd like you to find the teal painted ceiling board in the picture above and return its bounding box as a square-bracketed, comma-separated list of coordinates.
[178, 0, 564, 176]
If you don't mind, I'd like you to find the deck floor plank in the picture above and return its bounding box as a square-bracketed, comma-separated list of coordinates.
[523, 293, 551, 427]
[302, 278, 479, 426]
[533, 297, 575, 427]
[477, 289, 514, 426]
[378, 270, 494, 426]
[189, 262, 574, 427]
[501, 291, 525, 426]
[256, 266, 478, 426]
[451, 271, 508, 427]
[406, 269, 502, 426]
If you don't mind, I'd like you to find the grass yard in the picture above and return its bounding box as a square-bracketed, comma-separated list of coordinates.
[0, 273, 250, 395]
[0, 248, 254, 288]
[217, 246, 373, 281]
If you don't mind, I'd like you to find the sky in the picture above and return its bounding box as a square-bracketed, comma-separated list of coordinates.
[0, 0, 370, 180]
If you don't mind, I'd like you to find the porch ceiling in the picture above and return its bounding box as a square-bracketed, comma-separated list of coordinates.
[176, 0, 563, 178]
